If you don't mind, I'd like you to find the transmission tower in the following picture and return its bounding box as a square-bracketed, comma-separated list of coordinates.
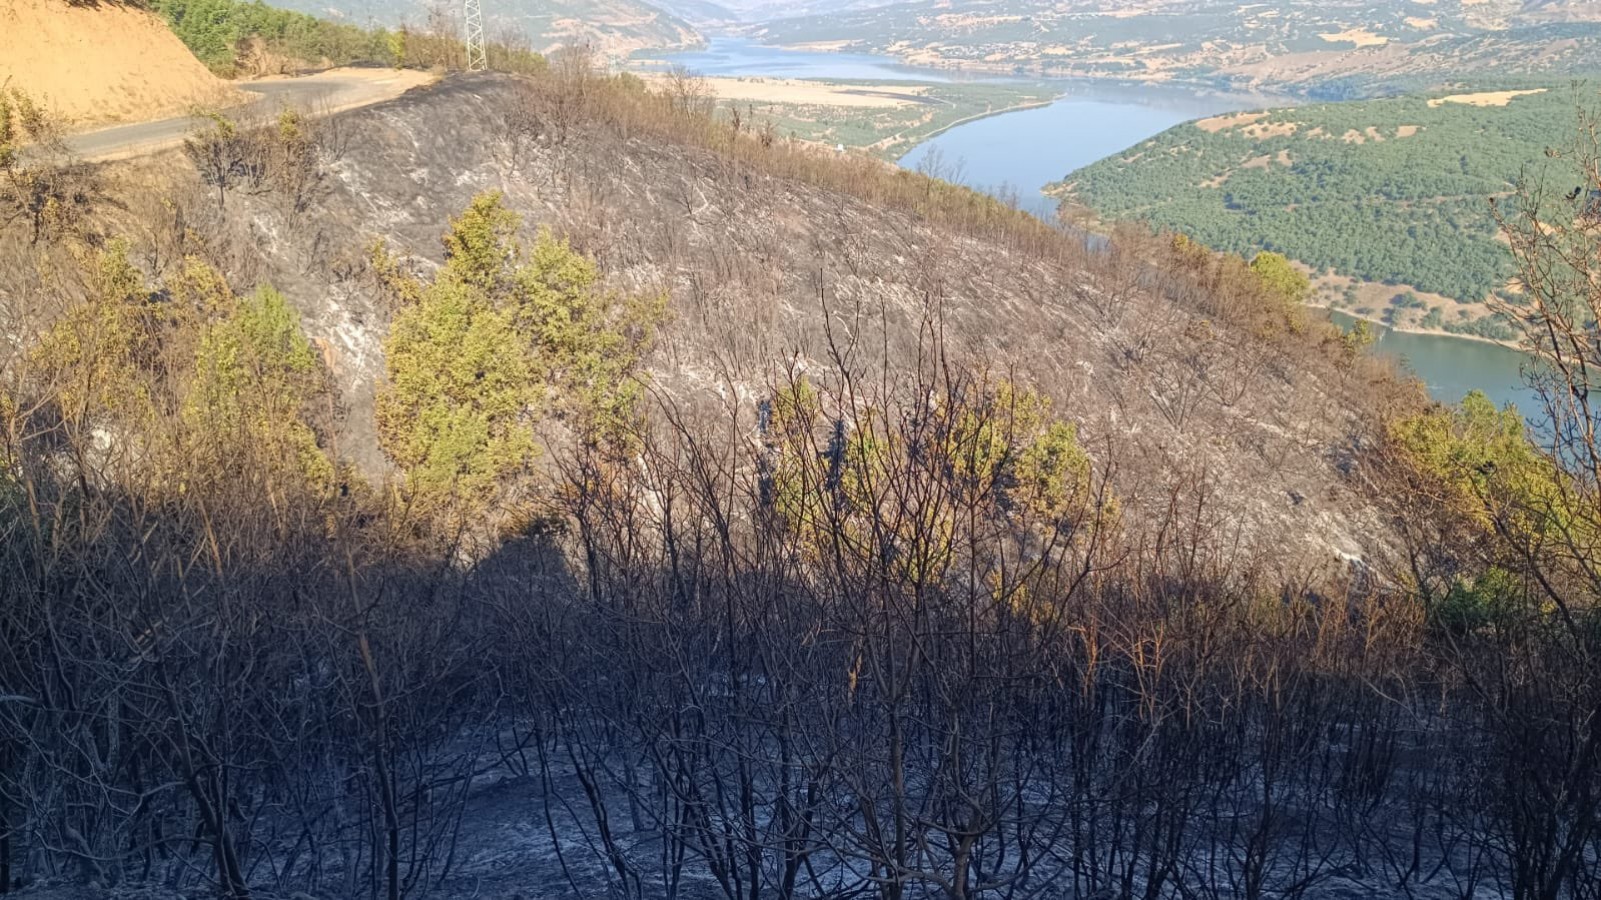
[464, 0, 488, 72]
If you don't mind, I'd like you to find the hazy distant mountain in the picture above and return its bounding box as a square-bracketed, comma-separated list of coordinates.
[276, 0, 702, 56]
[637, 0, 750, 27]
[1516, 0, 1601, 24]
[641, 0, 902, 25]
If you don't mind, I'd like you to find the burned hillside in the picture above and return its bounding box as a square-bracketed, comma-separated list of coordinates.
[49, 71, 1416, 570]
[9, 62, 1601, 900]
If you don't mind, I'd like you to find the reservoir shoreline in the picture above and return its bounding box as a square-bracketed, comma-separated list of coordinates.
[894, 97, 1058, 154]
[1309, 303, 1521, 350]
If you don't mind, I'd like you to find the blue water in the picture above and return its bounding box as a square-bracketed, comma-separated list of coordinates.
[658, 40, 1260, 217]
[1326, 311, 1535, 413]
[899, 90, 1253, 218]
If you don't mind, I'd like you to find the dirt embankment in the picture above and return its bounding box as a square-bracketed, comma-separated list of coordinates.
[0, 0, 241, 127]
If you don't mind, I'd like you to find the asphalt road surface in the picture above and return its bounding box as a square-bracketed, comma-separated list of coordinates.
[65, 68, 435, 161]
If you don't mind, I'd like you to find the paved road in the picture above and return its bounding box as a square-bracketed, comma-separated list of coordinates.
[65, 68, 435, 162]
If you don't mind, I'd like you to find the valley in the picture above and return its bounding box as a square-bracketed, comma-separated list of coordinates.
[641, 38, 1064, 161]
[43, 0, 1584, 496]
[643, 5, 1598, 379]
[649, 39, 1268, 208]
[640, 38, 1544, 408]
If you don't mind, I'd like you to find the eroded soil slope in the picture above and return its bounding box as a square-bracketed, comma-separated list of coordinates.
[0, 0, 239, 125]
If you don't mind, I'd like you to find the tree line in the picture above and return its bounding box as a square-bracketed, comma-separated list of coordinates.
[149, 0, 546, 76]
[1062, 86, 1594, 305]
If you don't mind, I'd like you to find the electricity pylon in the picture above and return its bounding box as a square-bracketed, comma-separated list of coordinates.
[464, 0, 488, 72]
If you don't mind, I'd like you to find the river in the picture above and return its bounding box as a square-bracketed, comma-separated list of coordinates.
[898, 82, 1263, 218]
[658, 38, 1537, 413]
[1326, 311, 1535, 413]
[659, 40, 1262, 219]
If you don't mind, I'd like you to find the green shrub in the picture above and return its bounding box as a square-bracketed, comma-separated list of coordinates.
[375, 192, 663, 519]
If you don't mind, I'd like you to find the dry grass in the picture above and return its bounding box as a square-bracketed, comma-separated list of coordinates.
[1242, 121, 1298, 139]
[1428, 89, 1549, 108]
[1318, 28, 1390, 48]
[640, 74, 926, 109]
[1196, 111, 1269, 134]
[534, 68, 1070, 256]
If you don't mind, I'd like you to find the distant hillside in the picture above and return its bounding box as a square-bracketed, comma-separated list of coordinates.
[150, 0, 397, 74]
[0, 0, 239, 125]
[639, 0, 742, 27]
[1517, 0, 1601, 24]
[271, 0, 702, 57]
[642, 0, 898, 24]
[749, 0, 1601, 96]
[1055, 85, 1587, 338]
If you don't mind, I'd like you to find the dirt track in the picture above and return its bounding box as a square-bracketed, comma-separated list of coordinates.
[65, 68, 438, 162]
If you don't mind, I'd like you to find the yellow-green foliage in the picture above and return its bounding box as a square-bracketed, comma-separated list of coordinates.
[1, 87, 97, 244]
[1340, 318, 1376, 358]
[31, 243, 165, 427]
[770, 377, 821, 438]
[1390, 390, 1564, 542]
[1240, 250, 1311, 334]
[1250, 251, 1311, 306]
[185, 284, 334, 491]
[1157, 233, 1317, 337]
[277, 108, 307, 145]
[1, 92, 22, 167]
[30, 246, 333, 498]
[0, 88, 48, 158]
[386, 29, 408, 69]
[1170, 233, 1211, 267]
[1433, 566, 1526, 634]
[376, 192, 663, 516]
[765, 377, 1104, 577]
[951, 381, 1098, 524]
[763, 377, 884, 545]
[515, 228, 667, 438]
[1017, 420, 1095, 521]
[378, 273, 536, 509]
[273, 108, 316, 178]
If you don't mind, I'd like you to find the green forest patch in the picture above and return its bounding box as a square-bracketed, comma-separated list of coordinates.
[1056, 85, 1593, 315]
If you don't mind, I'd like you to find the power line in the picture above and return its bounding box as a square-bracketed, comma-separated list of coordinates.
[464, 0, 487, 72]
